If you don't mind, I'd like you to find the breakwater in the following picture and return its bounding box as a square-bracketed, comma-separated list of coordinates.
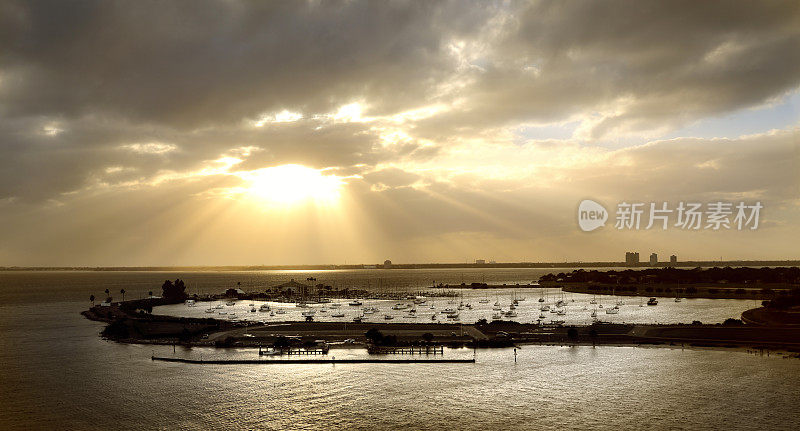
[151, 356, 475, 364]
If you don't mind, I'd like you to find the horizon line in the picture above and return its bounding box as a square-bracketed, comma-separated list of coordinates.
[2, 259, 800, 271]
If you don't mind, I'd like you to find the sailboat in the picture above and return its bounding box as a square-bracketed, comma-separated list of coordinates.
[478, 275, 489, 303]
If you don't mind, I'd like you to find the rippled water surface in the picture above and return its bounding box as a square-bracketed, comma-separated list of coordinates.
[1, 270, 798, 430]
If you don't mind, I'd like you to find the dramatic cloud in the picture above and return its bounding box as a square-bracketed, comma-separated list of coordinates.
[0, 0, 798, 265]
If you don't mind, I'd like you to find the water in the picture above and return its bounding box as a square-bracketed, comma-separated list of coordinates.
[0, 270, 798, 430]
[157, 292, 756, 326]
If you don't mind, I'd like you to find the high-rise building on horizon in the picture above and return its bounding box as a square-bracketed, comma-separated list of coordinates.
[650, 253, 658, 266]
[625, 251, 640, 266]
[670, 255, 678, 266]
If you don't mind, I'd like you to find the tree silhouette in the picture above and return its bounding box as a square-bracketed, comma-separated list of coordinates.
[365, 328, 384, 345]
[120, 289, 126, 302]
[148, 291, 153, 297]
[89, 294, 95, 306]
[161, 279, 188, 301]
[273, 336, 290, 349]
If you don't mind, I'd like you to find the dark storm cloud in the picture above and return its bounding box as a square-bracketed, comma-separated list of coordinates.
[0, 0, 496, 201]
[0, 0, 492, 125]
[0, 0, 798, 212]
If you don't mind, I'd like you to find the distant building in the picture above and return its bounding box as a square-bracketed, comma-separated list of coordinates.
[475, 259, 486, 265]
[650, 253, 658, 266]
[383, 259, 392, 269]
[271, 279, 312, 296]
[625, 252, 640, 266]
[670, 255, 677, 266]
[224, 288, 246, 298]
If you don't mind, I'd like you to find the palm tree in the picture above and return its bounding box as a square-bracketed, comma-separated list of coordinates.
[148, 291, 153, 298]
[120, 289, 126, 302]
[104, 288, 110, 299]
[89, 294, 95, 306]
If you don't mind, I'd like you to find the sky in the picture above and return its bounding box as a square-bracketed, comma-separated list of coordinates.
[1, 0, 799, 266]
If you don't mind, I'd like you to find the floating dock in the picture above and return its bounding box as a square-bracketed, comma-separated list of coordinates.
[152, 356, 474, 364]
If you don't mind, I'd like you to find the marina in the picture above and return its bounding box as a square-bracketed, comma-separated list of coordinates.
[153, 289, 759, 326]
[152, 356, 474, 365]
[4, 2, 800, 429]
[2, 268, 799, 431]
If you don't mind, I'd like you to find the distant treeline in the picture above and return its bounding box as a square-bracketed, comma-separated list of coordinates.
[540, 267, 800, 285]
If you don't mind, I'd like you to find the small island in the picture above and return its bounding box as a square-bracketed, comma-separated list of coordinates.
[81, 273, 800, 356]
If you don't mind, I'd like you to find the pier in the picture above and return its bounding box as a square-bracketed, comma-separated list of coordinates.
[259, 346, 330, 355]
[367, 346, 445, 355]
[152, 356, 475, 364]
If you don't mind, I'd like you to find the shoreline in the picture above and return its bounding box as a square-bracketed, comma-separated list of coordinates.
[82, 301, 800, 355]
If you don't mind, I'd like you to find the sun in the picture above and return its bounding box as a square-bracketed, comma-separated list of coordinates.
[241, 164, 342, 205]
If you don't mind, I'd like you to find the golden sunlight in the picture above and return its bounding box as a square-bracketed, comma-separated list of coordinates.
[240, 164, 342, 205]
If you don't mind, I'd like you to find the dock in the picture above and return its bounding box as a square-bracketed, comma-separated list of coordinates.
[260, 346, 330, 355]
[367, 346, 445, 355]
[152, 356, 475, 364]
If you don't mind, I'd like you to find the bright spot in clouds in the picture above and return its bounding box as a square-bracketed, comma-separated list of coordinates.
[239, 164, 342, 205]
[333, 103, 364, 122]
[254, 110, 303, 126]
[121, 142, 177, 154]
[42, 123, 64, 136]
